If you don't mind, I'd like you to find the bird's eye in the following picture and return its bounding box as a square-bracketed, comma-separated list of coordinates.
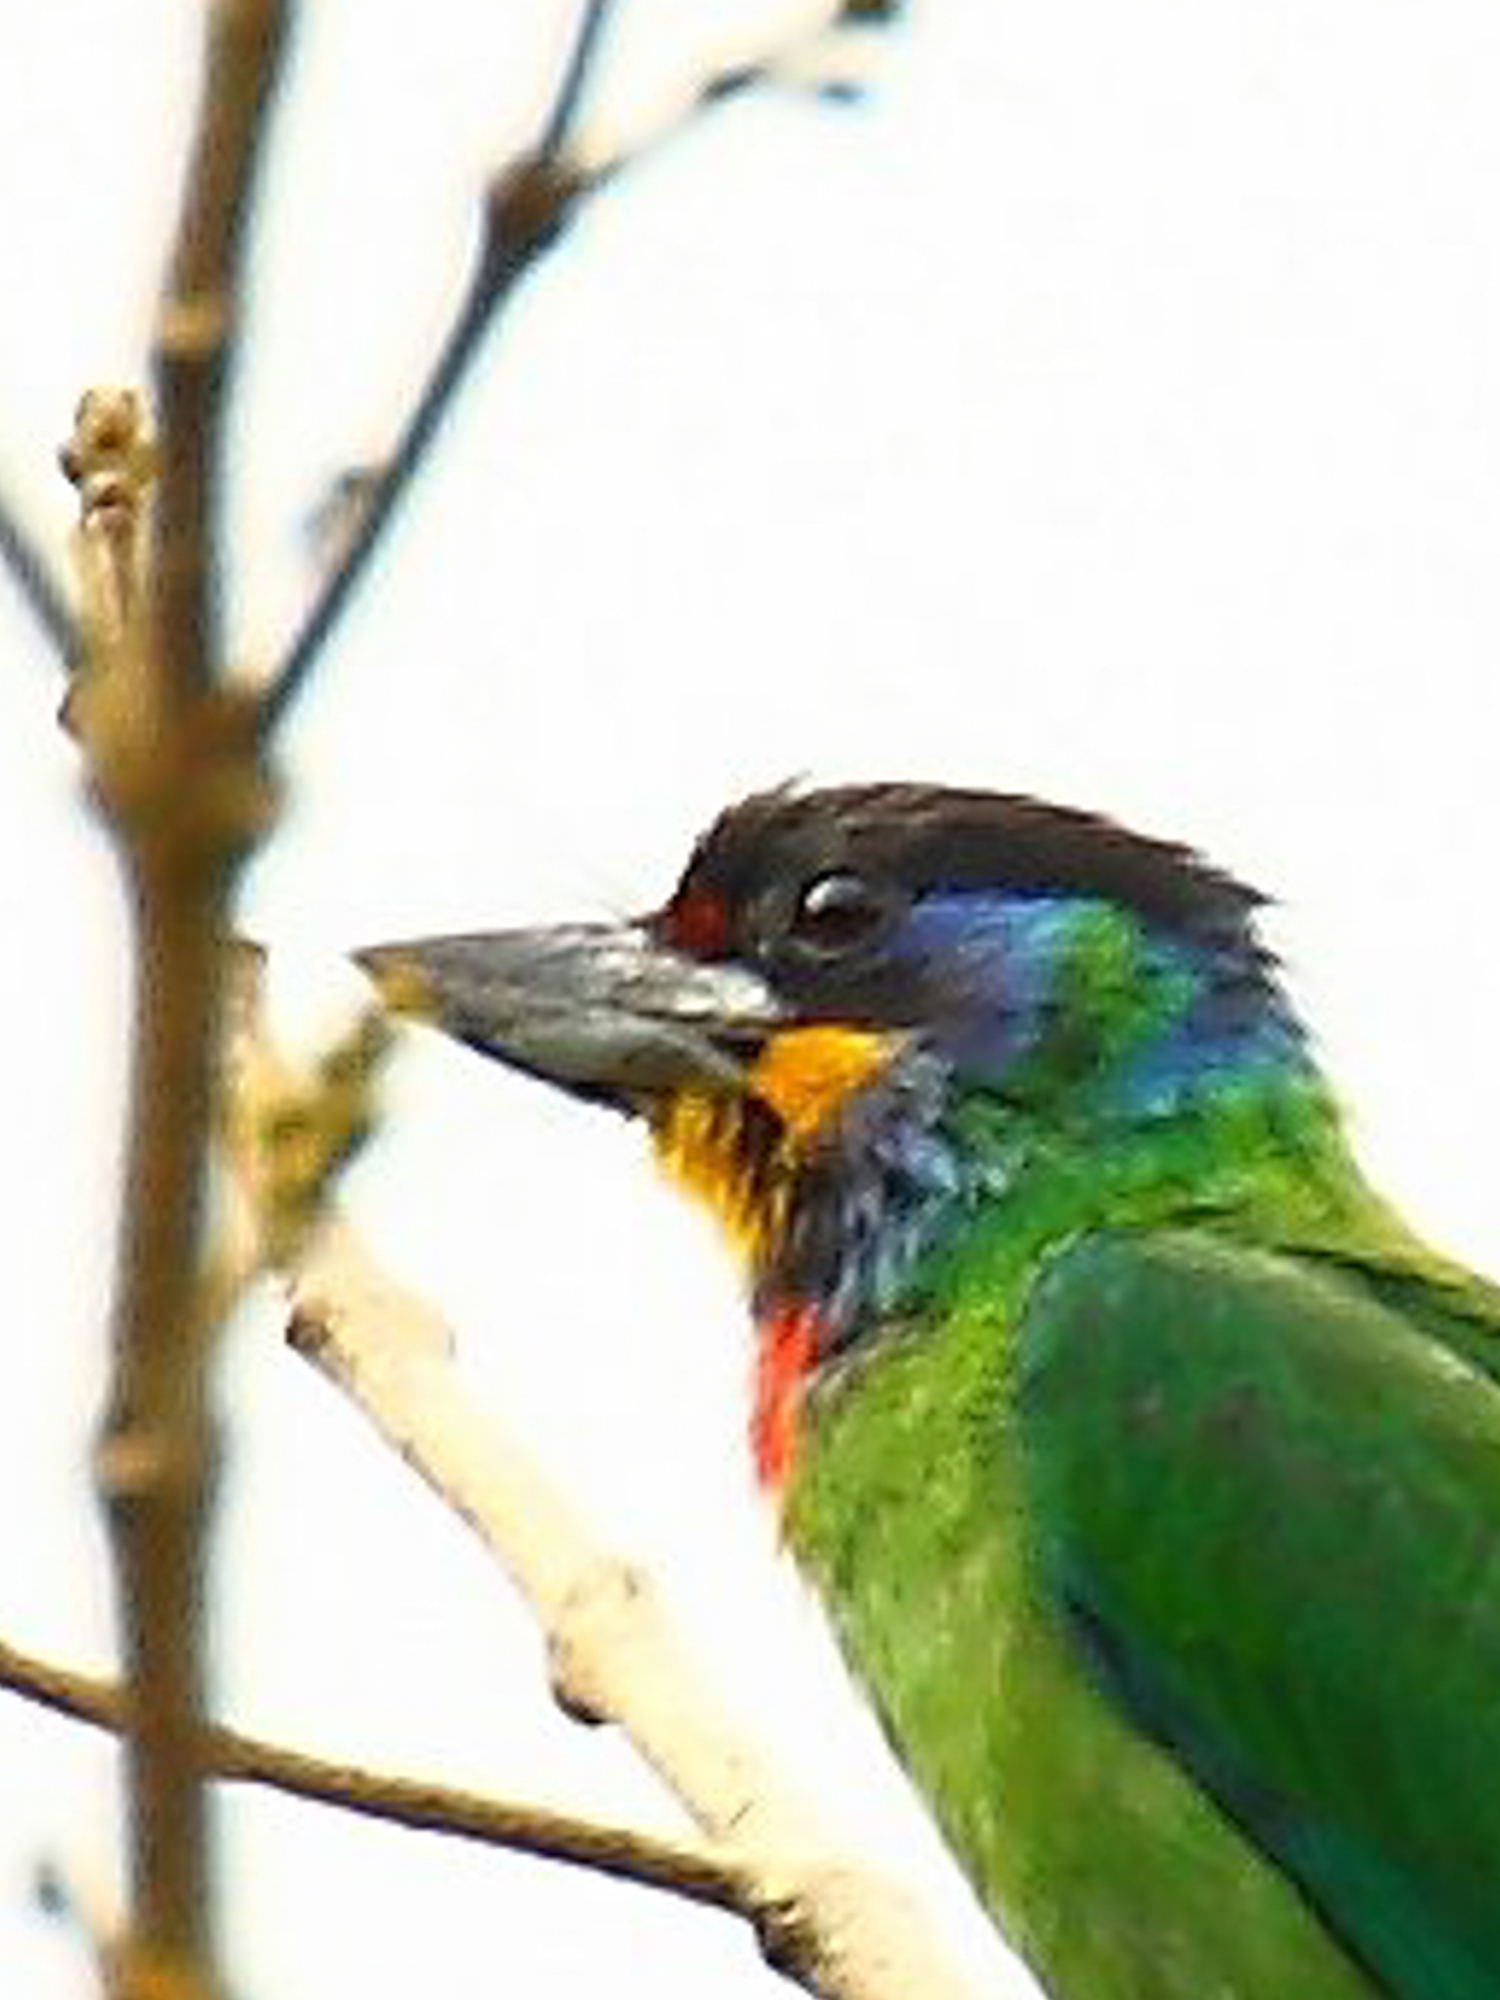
[787, 871, 892, 955]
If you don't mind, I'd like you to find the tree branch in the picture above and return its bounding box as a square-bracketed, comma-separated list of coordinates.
[71, 7, 289, 1999]
[151, 0, 286, 708]
[258, 0, 618, 732]
[0, 1632, 743, 1918]
[281, 1216, 984, 2000]
[29, 7, 913, 1994]
[221, 949, 981, 1995]
[259, 0, 879, 733]
[539, 0, 615, 153]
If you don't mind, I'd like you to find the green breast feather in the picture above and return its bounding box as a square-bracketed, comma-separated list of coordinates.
[787, 1209, 1500, 2000]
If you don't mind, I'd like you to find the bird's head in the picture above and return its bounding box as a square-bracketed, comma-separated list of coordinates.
[360, 784, 1308, 1483]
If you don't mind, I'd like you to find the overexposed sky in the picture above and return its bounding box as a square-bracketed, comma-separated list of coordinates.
[2, 3, 1499, 1995]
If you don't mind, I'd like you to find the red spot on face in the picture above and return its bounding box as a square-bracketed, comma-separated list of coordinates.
[752, 1302, 821, 1492]
[658, 884, 731, 959]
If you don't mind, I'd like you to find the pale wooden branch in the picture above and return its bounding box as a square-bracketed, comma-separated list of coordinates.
[0, 1632, 743, 1916]
[219, 965, 978, 1993]
[282, 1215, 984, 2000]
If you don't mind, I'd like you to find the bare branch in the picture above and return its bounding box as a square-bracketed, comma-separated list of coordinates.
[151, 0, 286, 706]
[539, 0, 616, 153]
[260, 0, 871, 733]
[33, 6, 914, 1993]
[258, 0, 618, 734]
[72, 6, 289, 1999]
[0, 1632, 743, 1918]
[225, 962, 971, 1994]
[259, 149, 587, 734]
[283, 1217, 985, 2000]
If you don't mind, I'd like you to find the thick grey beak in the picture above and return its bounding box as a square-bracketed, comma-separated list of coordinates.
[356, 922, 784, 1111]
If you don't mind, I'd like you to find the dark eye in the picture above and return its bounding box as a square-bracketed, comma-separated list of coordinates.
[787, 871, 893, 955]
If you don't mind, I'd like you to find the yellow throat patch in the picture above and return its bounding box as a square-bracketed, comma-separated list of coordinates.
[649, 1025, 896, 1272]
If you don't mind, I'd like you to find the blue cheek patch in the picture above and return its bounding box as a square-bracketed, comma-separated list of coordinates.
[886, 895, 1082, 1074]
[883, 893, 1306, 1118]
[763, 893, 1309, 1339]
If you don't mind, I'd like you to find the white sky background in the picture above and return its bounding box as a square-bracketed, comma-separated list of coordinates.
[1, 1, 1499, 1994]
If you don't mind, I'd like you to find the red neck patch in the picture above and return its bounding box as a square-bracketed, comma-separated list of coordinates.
[751, 1302, 822, 1492]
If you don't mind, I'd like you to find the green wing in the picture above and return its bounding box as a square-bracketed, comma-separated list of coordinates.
[1017, 1228, 1500, 2000]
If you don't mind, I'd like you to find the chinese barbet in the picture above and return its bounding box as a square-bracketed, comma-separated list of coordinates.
[361, 784, 1500, 2000]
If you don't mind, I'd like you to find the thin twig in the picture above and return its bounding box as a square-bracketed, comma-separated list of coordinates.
[539, 0, 615, 152]
[0, 482, 73, 661]
[259, 0, 618, 732]
[0, 1633, 744, 1916]
[151, 0, 286, 704]
[258, 153, 586, 733]
[260, 0, 896, 734]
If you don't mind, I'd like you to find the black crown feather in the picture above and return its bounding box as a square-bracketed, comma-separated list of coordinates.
[679, 783, 1269, 964]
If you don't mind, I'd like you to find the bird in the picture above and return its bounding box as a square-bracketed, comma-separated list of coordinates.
[359, 782, 1500, 2000]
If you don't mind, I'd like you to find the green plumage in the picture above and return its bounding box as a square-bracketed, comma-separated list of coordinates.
[364, 783, 1500, 1999]
[787, 1066, 1500, 1998]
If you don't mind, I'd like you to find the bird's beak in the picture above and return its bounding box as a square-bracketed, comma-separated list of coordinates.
[355, 922, 786, 1113]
